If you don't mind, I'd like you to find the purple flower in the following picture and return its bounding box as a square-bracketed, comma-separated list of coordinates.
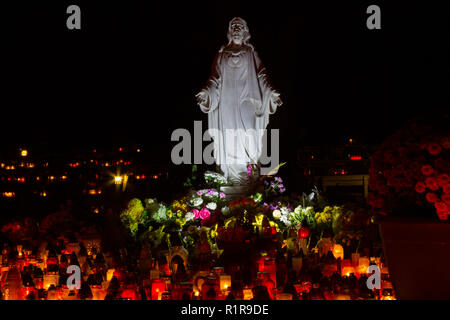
[275, 177, 283, 183]
[207, 189, 215, 195]
[197, 190, 203, 196]
[270, 182, 275, 188]
[247, 165, 253, 177]
[219, 192, 226, 199]
[278, 183, 284, 189]
[264, 181, 269, 186]
[280, 187, 286, 193]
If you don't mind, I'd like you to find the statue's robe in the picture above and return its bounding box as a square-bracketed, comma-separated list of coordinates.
[200, 44, 279, 185]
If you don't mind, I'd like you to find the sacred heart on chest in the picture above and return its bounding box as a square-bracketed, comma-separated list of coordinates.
[227, 53, 243, 68]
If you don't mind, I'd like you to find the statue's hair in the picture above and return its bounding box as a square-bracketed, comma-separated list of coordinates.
[226, 17, 253, 48]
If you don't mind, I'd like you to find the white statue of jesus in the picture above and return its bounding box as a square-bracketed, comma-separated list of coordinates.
[196, 17, 282, 186]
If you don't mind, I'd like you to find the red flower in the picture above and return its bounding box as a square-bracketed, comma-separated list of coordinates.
[415, 180, 426, 193]
[437, 174, 450, 187]
[425, 192, 439, 203]
[437, 211, 448, 221]
[444, 183, 450, 194]
[425, 177, 439, 191]
[421, 165, 435, 176]
[427, 143, 442, 156]
[435, 201, 449, 214]
[442, 193, 450, 205]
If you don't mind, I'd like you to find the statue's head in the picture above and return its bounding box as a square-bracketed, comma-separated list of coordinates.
[227, 17, 251, 46]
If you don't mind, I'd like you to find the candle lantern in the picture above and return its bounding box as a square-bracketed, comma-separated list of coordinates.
[256, 272, 276, 299]
[351, 253, 360, 266]
[16, 245, 23, 257]
[341, 266, 356, 277]
[106, 269, 116, 282]
[200, 276, 220, 299]
[219, 274, 231, 292]
[298, 226, 310, 239]
[276, 293, 293, 300]
[91, 284, 106, 300]
[151, 278, 166, 300]
[256, 254, 267, 272]
[332, 244, 344, 260]
[121, 287, 137, 300]
[263, 258, 277, 288]
[213, 267, 225, 275]
[2, 267, 22, 300]
[357, 257, 370, 275]
[43, 274, 60, 290]
[243, 288, 253, 300]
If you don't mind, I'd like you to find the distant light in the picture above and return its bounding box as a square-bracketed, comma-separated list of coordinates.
[40, 191, 47, 197]
[3, 192, 15, 198]
[349, 138, 353, 144]
[49, 176, 55, 181]
[350, 155, 362, 160]
[137, 149, 141, 153]
[61, 175, 67, 180]
[153, 175, 158, 179]
[93, 149, 97, 153]
[119, 147, 123, 152]
[21, 149, 28, 157]
[36, 176, 40, 181]
[114, 176, 123, 184]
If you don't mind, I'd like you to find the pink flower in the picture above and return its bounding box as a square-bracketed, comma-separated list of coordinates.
[196, 190, 203, 196]
[219, 192, 226, 199]
[199, 207, 211, 220]
[191, 209, 200, 219]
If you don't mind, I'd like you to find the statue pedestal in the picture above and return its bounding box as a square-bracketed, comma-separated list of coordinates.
[220, 185, 248, 200]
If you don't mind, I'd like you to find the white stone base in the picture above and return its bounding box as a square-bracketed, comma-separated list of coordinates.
[220, 185, 248, 200]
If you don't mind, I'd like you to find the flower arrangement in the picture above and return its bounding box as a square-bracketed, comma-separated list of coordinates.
[264, 176, 286, 195]
[187, 188, 227, 226]
[118, 166, 374, 263]
[368, 115, 450, 220]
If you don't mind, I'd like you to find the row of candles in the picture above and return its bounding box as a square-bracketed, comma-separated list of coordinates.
[1, 237, 394, 300]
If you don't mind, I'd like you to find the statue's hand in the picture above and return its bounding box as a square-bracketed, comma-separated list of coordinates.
[271, 92, 282, 107]
[195, 91, 209, 106]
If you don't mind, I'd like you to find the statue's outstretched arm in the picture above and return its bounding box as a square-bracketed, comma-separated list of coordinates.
[197, 53, 222, 113]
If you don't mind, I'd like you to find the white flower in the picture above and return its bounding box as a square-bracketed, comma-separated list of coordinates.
[221, 206, 230, 215]
[304, 206, 314, 215]
[280, 214, 292, 226]
[206, 202, 217, 210]
[272, 209, 281, 219]
[191, 197, 203, 207]
[185, 211, 195, 221]
[294, 206, 301, 214]
[281, 207, 290, 217]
